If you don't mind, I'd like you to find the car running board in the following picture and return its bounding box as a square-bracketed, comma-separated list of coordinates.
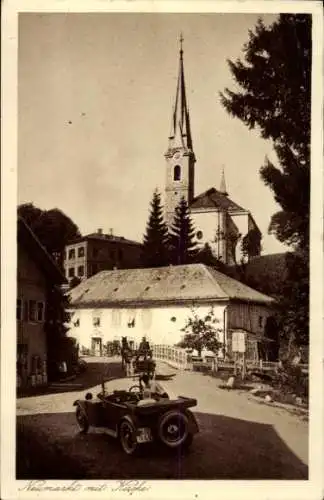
[92, 427, 118, 438]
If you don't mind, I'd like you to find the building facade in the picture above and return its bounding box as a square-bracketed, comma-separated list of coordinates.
[64, 228, 142, 283]
[17, 217, 66, 388]
[164, 38, 261, 265]
[67, 264, 277, 361]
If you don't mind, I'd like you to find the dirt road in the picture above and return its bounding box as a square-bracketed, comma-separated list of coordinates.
[17, 358, 308, 479]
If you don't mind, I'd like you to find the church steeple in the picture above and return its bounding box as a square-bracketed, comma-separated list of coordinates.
[168, 34, 193, 151]
[164, 35, 196, 229]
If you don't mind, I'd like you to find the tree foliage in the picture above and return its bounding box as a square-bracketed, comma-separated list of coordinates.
[169, 197, 198, 265]
[178, 308, 222, 356]
[18, 203, 81, 270]
[193, 242, 229, 272]
[220, 14, 311, 250]
[241, 228, 262, 261]
[220, 14, 311, 349]
[142, 190, 169, 267]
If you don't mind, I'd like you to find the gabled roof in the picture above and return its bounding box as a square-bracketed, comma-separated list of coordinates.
[69, 263, 274, 308]
[190, 188, 247, 214]
[18, 217, 67, 285]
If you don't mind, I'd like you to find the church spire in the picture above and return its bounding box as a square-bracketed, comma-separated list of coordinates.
[220, 167, 228, 196]
[168, 34, 193, 151]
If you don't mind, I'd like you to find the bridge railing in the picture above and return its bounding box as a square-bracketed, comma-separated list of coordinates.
[152, 344, 189, 370]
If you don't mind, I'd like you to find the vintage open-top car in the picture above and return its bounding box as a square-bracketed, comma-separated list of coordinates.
[73, 379, 199, 455]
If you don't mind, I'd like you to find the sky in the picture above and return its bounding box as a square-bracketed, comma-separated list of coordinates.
[18, 12, 289, 255]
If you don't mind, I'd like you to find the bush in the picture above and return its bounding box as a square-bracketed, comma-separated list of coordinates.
[273, 361, 308, 399]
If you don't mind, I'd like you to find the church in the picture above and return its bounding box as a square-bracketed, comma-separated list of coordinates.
[164, 37, 261, 266]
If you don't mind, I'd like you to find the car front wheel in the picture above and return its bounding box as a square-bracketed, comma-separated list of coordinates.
[76, 407, 89, 434]
[119, 419, 138, 455]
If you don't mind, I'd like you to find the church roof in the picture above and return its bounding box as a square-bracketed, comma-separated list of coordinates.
[68, 263, 274, 308]
[190, 187, 247, 213]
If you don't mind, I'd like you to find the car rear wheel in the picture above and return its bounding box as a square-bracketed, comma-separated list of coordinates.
[76, 407, 89, 434]
[119, 419, 138, 455]
[158, 411, 189, 448]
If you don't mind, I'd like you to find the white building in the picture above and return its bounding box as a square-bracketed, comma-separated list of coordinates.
[67, 264, 276, 360]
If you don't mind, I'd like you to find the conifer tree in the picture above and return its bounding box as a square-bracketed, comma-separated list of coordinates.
[142, 190, 169, 267]
[169, 197, 198, 265]
[220, 14, 310, 251]
[220, 14, 311, 351]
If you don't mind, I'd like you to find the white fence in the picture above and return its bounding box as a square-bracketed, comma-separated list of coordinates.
[152, 345, 309, 375]
[152, 345, 189, 370]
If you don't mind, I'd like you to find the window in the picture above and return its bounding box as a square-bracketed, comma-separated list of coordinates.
[37, 302, 45, 322]
[17, 299, 22, 320]
[259, 316, 263, 328]
[68, 267, 75, 278]
[118, 248, 123, 261]
[68, 248, 75, 260]
[174, 165, 181, 181]
[91, 263, 98, 275]
[110, 250, 115, 260]
[29, 300, 37, 322]
[78, 247, 85, 258]
[78, 265, 84, 277]
[93, 316, 101, 327]
[111, 309, 121, 328]
[93, 248, 98, 258]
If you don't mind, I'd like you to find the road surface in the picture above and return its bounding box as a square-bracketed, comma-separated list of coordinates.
[17, 357, 308, 480]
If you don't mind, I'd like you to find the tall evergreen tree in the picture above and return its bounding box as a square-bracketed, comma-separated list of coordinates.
[169, 197, 198, 265]
[142, 190, 169, 267]
[220, 14, 311, 350]
[220, 14, 311, 251]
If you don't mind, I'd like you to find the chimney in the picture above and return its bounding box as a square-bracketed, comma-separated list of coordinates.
[109, 228, 113, 236]
[97, 228, 103, 235]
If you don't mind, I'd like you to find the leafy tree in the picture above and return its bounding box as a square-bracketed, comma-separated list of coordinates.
[18, 203, 81, 270]
[142, 190, 169, 267]
[278, 251, 309, 348]
[241, 228, 262, 262]
[169, 197, 198, 265]
[220, 14, 311, 350]
[193, 242, 229, 272]
[178, 308, 222, 357]
[220, 14, 311, 250]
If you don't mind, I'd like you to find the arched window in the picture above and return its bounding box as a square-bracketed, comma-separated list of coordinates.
[174, 165, 181, 181]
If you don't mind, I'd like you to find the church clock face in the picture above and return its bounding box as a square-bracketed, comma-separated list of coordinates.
[173, 152, 181, 161]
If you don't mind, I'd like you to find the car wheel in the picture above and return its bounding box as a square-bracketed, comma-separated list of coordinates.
[158, 411, 189, 448]
[76, 407, 89, 434]
[119, 419, 138, 455]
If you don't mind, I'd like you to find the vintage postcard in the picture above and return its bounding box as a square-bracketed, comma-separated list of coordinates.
[1, 1, 323, 499]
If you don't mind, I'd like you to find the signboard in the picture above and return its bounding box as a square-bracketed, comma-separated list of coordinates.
[232, 331, 246, 353]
